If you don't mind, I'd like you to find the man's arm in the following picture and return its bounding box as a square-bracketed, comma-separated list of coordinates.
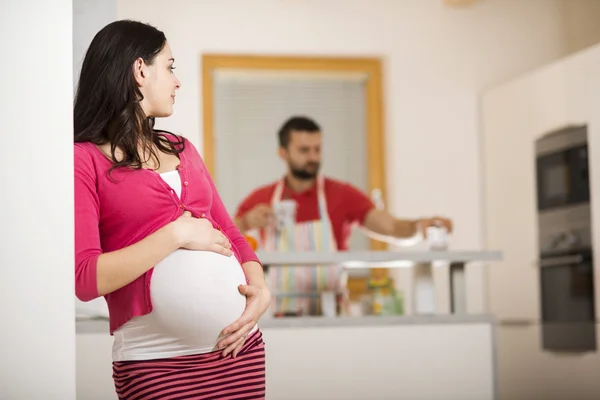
[363, 209, 418, 238]
[342, 182, 452, 240]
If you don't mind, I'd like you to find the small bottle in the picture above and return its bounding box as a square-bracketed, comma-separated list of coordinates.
[372, 288, 384, 316]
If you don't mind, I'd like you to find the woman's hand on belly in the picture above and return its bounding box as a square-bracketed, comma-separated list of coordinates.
[217, 281, 271, 358]
[173, 211, 233, 256]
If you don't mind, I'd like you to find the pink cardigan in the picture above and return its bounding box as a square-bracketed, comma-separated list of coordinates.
[74, 134, 260, 334]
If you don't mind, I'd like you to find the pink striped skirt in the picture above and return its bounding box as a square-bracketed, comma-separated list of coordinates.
[112, 330, 266, 400]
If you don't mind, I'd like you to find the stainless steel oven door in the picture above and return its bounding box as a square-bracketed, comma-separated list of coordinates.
[538, 249, 596, 352]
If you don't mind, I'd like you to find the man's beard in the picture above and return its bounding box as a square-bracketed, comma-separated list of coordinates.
[290, 162, 320, 180]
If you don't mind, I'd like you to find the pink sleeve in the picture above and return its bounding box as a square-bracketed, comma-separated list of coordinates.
[74, 145, 101, 301]
[187, 140, 261, 265]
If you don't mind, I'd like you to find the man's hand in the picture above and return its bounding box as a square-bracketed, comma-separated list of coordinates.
[414, 216, 453, 237]
[363, 209, 454, 239]
[242, 204, 273, 230]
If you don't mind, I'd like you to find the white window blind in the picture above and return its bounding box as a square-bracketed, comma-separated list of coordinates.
[213, 71, 369, 250]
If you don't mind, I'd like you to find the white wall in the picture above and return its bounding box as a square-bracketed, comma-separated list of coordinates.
[0, 0, 75, 398]
[482, 44, 600, 400]
[73, 0, 117, 89]
[117, 0, 568, 253]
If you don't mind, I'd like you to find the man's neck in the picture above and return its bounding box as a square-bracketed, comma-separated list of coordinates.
[285, 174, 316, 193]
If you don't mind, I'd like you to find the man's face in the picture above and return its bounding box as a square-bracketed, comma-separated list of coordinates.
[279, 130, 322, 180]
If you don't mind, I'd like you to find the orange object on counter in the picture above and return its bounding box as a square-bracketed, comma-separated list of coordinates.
[244, 235, 258, 251]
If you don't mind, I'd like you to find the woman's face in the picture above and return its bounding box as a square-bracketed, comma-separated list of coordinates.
[135, 42, 181, 118]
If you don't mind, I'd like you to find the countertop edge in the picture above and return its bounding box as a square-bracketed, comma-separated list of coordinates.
[76, 314, 495, 334]
[255, 250, 503, 266]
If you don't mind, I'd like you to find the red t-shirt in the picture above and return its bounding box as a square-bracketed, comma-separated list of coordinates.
[235, 177, 374, 250]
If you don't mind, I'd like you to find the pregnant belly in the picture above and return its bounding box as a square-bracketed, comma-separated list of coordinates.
[149, 250, 247, 349]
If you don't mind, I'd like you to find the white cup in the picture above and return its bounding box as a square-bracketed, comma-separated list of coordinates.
[426, 226, 448, 250]
[274, 200, 297, 231]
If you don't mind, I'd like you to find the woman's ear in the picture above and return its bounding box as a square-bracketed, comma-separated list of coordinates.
[132, 58, 146, 86]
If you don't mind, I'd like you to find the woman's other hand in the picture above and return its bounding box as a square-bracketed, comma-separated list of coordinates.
[217, 282, 270, 358]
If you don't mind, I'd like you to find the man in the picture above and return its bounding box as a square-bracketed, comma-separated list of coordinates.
[234, 116, 452, 315]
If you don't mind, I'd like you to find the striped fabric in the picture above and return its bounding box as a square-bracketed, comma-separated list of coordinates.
[264, 176, 342, 315]
[112, 330, 266, 400]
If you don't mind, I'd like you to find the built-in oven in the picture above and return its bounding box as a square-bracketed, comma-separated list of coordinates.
[536, 125, 596, 352]
[539, 248, 596, 351]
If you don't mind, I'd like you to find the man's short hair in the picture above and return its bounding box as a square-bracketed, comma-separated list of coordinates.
[277, 116, 321, 148]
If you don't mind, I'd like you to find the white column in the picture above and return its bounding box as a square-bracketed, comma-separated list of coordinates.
[0, 1, 75, 398]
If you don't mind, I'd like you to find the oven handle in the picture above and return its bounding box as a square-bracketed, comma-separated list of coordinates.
[537, 254, 584, 268]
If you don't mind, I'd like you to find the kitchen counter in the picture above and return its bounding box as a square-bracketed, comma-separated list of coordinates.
[258, 249, 503, 315]
[75, 250, 501, 399]
[75, 250, 503, 321]
[76, 314, 497, 400]
[257, 249, 502, 266]
[76, 313, 494, 334]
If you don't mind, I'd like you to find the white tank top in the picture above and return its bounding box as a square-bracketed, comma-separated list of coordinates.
[111, 170, 256, 361]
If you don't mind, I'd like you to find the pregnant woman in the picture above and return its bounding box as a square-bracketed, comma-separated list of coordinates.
[74, 20, 270, 399]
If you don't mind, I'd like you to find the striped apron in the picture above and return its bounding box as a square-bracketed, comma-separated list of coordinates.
[263, 176, 342, 315]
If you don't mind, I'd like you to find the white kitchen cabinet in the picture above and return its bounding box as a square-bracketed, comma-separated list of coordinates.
[481, 43, 600, 399]
[76, 316, 496, 400]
